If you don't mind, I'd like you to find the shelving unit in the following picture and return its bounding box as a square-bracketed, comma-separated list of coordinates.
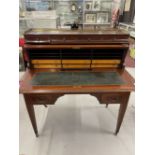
[19, 11, 58, 36]
[19, 0, 125, 31]
[53, 0, 83, 28]
[24, 0, 52, 11]
[82, 0, 112, 29]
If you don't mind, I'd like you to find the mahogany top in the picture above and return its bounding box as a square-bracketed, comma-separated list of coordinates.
[25, 28, 129, 35]
[24, 28, 129, 45]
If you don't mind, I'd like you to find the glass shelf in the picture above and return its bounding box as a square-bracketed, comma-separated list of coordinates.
[53, 0, 83, 1]
[20, 0, 124, 31]
[84, 10, 110, 13]
[83, 22, 110, 25]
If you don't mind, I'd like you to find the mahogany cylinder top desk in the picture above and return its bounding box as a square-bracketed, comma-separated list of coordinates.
[19, 28, 134, 137]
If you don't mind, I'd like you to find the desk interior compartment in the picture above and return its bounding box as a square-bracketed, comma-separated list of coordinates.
[27, 48, 126, 69]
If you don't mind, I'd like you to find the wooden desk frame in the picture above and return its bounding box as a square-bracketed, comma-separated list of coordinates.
[20, 69, 134, 137]
[20, 28, 134, 137]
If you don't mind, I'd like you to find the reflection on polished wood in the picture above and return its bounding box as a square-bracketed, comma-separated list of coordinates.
[33, 64, 61, 69]
[32, 59, 61, 64]
[92, 60, 121, 64]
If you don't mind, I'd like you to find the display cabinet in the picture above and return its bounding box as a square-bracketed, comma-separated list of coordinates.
[53, 0, 83, 28]
[19, 0, 125, 31]
[19, 11, 58, 37]
[83, 0, 112, 29]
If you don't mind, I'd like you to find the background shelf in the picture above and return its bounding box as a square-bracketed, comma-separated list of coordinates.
[19, 0, 124, 32]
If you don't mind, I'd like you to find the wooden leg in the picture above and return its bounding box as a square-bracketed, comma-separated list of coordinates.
[115, 92, 130, 135]
[106, 103, 108, 108]
[24, 95, 39, 137]
[43, 104, 47, 108]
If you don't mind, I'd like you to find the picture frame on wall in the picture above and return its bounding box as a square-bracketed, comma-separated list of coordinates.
[92, 0, 100, 11]
[71, 3, 77, 12]
[85, 13, 96, 23]
[97, 13, 109, 23]
[85, 2, 93, 11]
[100, 2, 111, 11]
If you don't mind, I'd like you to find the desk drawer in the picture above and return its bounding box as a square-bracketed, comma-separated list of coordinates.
[62, 60, 91, 64]
[28, 94, 52, 104]
[92, 60, 121, 64]
[33, 64, 61, 69]
[91, 64, 118, 68]
[32, 59, 61, 64]
[102, 93, 122, 103]
[63, 64, 90, 69]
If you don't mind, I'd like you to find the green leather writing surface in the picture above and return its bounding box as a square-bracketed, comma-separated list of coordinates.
[31, 71, 125, 86]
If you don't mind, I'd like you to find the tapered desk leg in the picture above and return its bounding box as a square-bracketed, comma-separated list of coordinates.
[24, 95, 39, 137]
[43, 104, 47, 108]
[115, 92, 130, 135]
